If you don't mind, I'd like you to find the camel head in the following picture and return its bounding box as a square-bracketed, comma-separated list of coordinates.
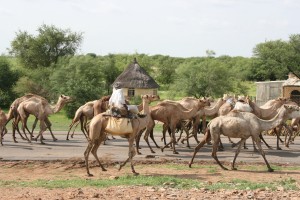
[197, 98, 211, 109]
[140, 94, 160, 103]
[283, 104, 300, 119]
[57, 95, 72, 106]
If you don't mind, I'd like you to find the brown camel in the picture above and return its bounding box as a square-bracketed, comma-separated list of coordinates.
[0, 108, 8, 145]
[178, 97, 227, 144]
[93, 95, 111, 116]
[84, 94, 157, 176]
[66, 100, 97, 140]
[17, 95, 72, 144]
[189, 104, 300, 172]
[138, 98, 210, 155]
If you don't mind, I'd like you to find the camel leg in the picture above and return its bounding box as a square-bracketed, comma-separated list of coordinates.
[90, 139, 107, 172]
[252, 136, 274, 172]
[84, 141, 94, 176]
[149, 129, 160, 148]
[119, 137, 138, 175]
[13, 117, 27, 141]
[135, 128, 145, 155]
[143, 120, 157, 154]
[189, 130, 211, 168]
[45, 118, 57, 141]
[31, 118, 39, 138]
[231, 138, 247, 170]
[282, 123, 292, 148]
[34, 121, 47, 144]
[66, 121, 77, 140]
[259, 133, 272, 149]
[161, 126, 178, 154]
[212, 136, 227, 170]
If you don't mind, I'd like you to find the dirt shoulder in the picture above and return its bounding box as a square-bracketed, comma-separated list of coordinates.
[0, 159, 299, 200]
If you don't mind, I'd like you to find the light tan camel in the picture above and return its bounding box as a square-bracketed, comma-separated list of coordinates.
[247, 96, 295, 149]
[67, 95, 111, 140]
[5, 93, 47, 142]
[189, 104, 300, 172]
[84, 94, 157, 176]
[17, 95, 72, 144]
[66, 100, 97, 140]
[0, 108, 8, 145]
[139, 98, 210, 155]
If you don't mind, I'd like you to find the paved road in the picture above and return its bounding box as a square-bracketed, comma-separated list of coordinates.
[0, 130, 299, 166]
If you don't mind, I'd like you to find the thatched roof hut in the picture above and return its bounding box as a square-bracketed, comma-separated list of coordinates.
[112, 58, 159, 97]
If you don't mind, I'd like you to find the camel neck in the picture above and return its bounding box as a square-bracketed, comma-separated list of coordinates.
[204, 98, 224, 116]
[258, 106, 288, 131]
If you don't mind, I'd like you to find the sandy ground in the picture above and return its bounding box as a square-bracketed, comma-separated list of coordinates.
[0, 132, 300, 199]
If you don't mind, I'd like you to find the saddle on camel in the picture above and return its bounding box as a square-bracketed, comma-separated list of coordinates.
[105, 83, 146, 135]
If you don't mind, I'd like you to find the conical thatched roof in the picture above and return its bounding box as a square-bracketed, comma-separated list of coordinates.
[113, 58, 160, 89]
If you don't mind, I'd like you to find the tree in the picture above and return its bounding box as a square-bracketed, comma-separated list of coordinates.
[0, 57, 19, 107]
[172, 58, 246, 98]
[250, 34, 300, 81]
[49, 56, 106, 118]
[10, 24, 83, 69]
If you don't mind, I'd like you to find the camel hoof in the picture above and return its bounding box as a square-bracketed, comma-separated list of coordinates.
[268, 168, 274, 172]
[160, 148, 164, 152]
[133, 172, 139, 176]
[244, 147, 248, 150]
[277, 147, 282, 150]
[188, 163, 192, 168]
[53, 138, 58, 141]
[40, 142, 46, 145]
[87, 173, 94, 177]
[231, 167, 237, 170]
[173, 151, 179, 154]
[66, 138, 69, 141]
[102, 168, 107, 172]
[151, 150, 156, 154]
[137, 152, 142, 155]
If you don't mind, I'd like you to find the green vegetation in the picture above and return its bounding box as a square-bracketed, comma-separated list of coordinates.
[2, 24, 300, 118]
[0, 175, 297, 191]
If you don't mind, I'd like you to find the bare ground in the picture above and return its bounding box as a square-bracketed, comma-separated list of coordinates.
[0, 159, 300, 200]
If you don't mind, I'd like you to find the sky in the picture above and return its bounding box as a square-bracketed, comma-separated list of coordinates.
[1, 0, 300, 58]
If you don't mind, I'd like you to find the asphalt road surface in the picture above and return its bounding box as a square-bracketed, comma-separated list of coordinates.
[0, 130, 299, 166]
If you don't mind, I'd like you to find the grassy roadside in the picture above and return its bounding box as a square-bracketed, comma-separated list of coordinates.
[0, 163, 299, 191]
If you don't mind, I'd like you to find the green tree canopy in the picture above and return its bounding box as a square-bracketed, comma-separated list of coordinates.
[0, 57, 19, 107]
[49, 56, 107, 117]
[10, 24, 83, 69]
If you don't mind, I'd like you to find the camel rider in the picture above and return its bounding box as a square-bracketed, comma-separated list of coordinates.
[109, 82, 139, 117]
[233, 96, 252, 112]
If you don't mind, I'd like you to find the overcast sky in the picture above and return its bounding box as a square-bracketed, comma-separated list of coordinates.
[1, 0, 299, 58]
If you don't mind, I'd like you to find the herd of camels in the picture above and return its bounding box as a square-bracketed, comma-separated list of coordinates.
[1, 92, 300, 176]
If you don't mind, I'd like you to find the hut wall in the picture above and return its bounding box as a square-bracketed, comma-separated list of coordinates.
[255, 81, 284, 106]
[122, 88, 158, 97]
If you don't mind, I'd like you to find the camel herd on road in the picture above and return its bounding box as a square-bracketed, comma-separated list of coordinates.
[1, 93, 300, 176]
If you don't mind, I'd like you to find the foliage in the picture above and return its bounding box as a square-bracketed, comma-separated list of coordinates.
[49, 56, 107, 118]
[172, 58, 242, 98]
[9, 24, 83, 69]
[250, 34, 300, 81]
[0, 57, 19, 107]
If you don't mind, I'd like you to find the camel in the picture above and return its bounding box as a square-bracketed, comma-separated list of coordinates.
[5, 93, 47, 142]
[0, 108, 8, 145]
[84, 94, 157, 176]
[93, 95, 111, 116]
[189, 104, 300, 172]
[17, 95, 72, 144]
[178, 97, 227, 144]
[66, 100, 98, 140]
[247, 96, 295, 149]
[138, 98, 210, 155]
